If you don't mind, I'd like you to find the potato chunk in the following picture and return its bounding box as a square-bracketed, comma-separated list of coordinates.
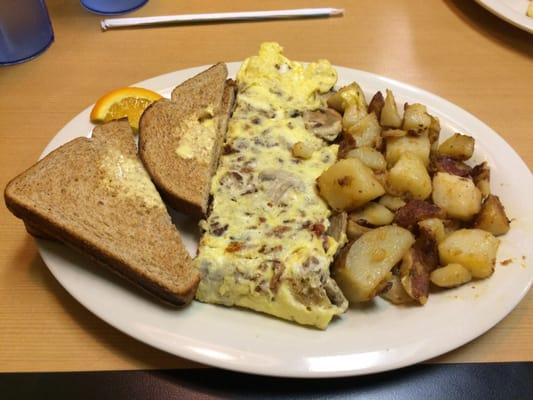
[378, 195, 406, 211]
[333, 226, 415, 302]
[438, 229, 499, 278]
[400, 247, 430, 304]
[345, 113, 382, 149]
[350, 202, 395, 226]
[380, 275, 413, 304]
[387, 153, 432, 200]
[432, 172, 481, 221]
[402, 103, 432, 135]
[437, 133, 475, 161]
[291, 141, 314, 159]
[380, 89, 402, 128]
[418, 218, 446, 244]
[317, 158, 385, 211]
[328, 82, 367, 113]
[473, 195, 510, 236]
[344, 146, 386, 171]
[430, 264, 472, 288]
[472, 162, 491, 198]
[428, 115, 441, 153]
[346, 218, 372, 240]
[385, 134, 431, 167]
[367, 91, 384, 119]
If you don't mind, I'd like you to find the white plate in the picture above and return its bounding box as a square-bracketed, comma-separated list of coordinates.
[474, 0, 533, 33]
[37, 63, 533, 378]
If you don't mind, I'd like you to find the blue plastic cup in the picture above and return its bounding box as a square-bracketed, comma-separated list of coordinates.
[0, 0, 54, 66]
[80, 0, 148, 15]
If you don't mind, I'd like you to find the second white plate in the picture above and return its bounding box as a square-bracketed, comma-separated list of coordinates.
[474, 0, 533, 33]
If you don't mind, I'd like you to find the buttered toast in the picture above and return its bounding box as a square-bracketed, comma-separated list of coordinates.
[4, 120, 200, 305]
[139, 63, 236, 217]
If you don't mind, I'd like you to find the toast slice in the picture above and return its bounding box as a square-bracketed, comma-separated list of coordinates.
[139, 63, 236, 217]
[4, 120, 200, 305]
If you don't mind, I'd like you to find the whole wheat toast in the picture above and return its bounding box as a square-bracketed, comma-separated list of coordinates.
[4, 120, 200, 305]
[139, 63, 236, 217]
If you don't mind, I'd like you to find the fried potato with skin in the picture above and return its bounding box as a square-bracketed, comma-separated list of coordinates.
[432, 172, 481, 221]
[317, 158, 385, 211]
[382, 129, 407, 138]
[473, 195, 510, 236]
[350, 202, 395, 226]
[387, 153, 432, 200]
[333, 226, 415, 302]
[430, 264, 472, 288]
[402, 103, 432, 135]
[380, 89, 402, 128]
[438, 229, 499, 278]
[437, 133, 475, 161]
[385, 134, 431, 167]
[367, 91, 385, 119]
[344, 146, 386, 171]
[472, 162, 491, 198]
[346, 218, 372, 240]
[418, 218, 446, 243]
[443, 219, 462, 237]
[400, 247, 430, 304]
[328, 82, 367, 113]
[380, 274, 414, 304]
[345, 113, 382, 149]
[428, 115, 441, 154]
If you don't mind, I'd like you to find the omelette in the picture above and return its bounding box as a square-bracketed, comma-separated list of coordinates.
[194, 43, 348, 329]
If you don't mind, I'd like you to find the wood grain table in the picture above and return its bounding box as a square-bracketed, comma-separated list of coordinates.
[1, 0, 532, 373]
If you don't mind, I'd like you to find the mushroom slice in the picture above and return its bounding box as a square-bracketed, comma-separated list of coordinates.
[327, 212, 348, 243]
[259, 169, 305, 205]
[303, 108, 342, 141]
[324, 278, 349, 309]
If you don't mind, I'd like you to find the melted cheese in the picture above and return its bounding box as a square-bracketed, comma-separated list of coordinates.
[194, 43, 347, 329]
[100, 149, 163, 208]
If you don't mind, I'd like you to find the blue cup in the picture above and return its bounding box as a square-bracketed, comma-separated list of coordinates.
[80, 0, 148, 15]
[0, 0, 54, 66]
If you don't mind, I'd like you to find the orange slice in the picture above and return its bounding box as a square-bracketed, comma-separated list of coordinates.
[90, 87, 162, 131]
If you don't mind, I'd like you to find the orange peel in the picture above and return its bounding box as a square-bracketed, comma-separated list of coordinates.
[90, 87, 162, 131]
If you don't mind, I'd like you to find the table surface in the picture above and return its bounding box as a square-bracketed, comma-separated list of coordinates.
[1, 0, 532, 373]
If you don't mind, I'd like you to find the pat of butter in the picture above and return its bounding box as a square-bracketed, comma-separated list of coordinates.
[175, 114, 216, 160]
[176, 143, 194, 159]
[100, 149, 163, 208]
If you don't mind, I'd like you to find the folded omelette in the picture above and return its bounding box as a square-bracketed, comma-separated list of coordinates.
[194, 42, 348, 329]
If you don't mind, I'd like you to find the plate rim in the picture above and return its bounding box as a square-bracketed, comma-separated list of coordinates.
[473, 0, 533, 33]
[36, 62, 533, 378]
